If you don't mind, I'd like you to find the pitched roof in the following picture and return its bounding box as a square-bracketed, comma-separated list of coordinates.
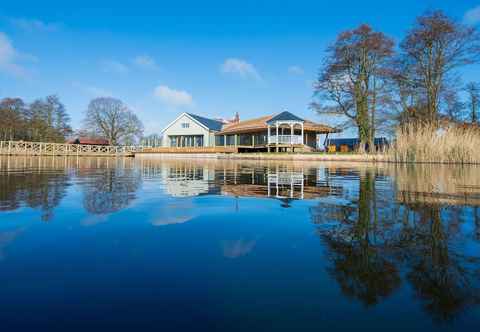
[219, 115, 274, 134]
[187, 113, 224, 131]
[217, 113, 339, 135]
[266, 111, 304, 123]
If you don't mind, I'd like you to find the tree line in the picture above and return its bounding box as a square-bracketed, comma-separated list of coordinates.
[312, 10, 480, 152]
[0, 96, 144, 145]
[0, 95, 72, 142]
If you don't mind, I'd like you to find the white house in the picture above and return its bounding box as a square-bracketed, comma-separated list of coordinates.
[160, 113, 224, 147]
[159, 111, 339, 151]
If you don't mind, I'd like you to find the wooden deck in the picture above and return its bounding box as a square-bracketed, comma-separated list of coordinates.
[137, 146, 239, 154]
[0, 141, 141, 156]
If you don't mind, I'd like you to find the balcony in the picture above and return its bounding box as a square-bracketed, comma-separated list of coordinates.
[268, 135, 303, 145]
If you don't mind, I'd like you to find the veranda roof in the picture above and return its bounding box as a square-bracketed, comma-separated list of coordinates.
[266, 111, 304, 124]
[216, 114, 339, 135]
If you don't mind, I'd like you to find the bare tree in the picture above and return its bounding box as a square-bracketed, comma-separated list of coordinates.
[0, 98, 25, 140]
[443, 89, 465, 122]
[0, 95, 71, 142]
[465, 82, 480, 124]
[83, 97, 144, 145]
[398, 11, 480, 123]
[28, 95, 72, 142]
[312, 24, 394, 152]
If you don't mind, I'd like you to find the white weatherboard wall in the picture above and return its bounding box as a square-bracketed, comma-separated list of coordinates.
[161, 114, 214, 147]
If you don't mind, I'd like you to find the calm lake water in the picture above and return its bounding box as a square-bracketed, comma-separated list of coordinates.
[0, 156, 479, 331]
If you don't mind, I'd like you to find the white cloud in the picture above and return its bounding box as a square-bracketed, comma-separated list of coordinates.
[153, 85, 194, 108]
[0, 32, 28, 78]
[220, 58, 261, 80]
[10, 18, 59, 32]
[464, 6, 480, 25]
[72, 82, 113, 97]
[288, 65, 304, 75]
[101, 60, 129, 74]
[133, 55, 159, 71]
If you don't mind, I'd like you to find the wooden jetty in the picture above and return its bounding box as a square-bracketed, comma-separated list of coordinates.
[0, 141, 143, 157]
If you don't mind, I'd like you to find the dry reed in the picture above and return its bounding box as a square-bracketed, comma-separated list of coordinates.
[388, 123, 480, 164]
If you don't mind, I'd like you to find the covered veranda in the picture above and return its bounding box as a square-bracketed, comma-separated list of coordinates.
[214, 111, 339, 152]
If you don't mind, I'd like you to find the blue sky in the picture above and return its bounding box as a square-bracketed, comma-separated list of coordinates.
[1, 0, 480, 135]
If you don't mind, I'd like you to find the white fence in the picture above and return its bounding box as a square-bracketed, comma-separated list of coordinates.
[0, 141, 145, 156]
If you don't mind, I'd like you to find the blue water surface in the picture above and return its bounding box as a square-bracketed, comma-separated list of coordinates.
[0, 156, 479, 331]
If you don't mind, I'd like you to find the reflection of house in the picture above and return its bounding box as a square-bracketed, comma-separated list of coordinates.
[220, 169, 341, 201]
[152, 160, 342, 201]
[160, 111, 338, 152]
[163, 164, 217, 197]
[268, 172, 305, 199]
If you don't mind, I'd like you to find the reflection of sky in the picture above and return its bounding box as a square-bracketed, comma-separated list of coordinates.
[0, 227, 24, 260]
[0, 160, 480, 329]
[222, 238, 258, 258]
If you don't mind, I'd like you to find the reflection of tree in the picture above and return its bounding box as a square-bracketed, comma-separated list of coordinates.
[311, 169, 480, 322]
[322, 236, 400, 306]
[313, 170, 401, 306]
[399, 204, 480, 323]
[82, 169, 141, 214]
[0, 171, 69, 221]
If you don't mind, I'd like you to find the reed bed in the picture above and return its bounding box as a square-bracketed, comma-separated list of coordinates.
[388, 124, 480, 164]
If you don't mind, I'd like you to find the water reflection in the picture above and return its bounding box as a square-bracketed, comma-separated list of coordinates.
[310, 166, 480, 322]
[222, 238, 258, 258]
[81, 168, 142, 215]
[0, 156, 479, 326]
[0, 227, 24, 260]
[0, 156, 140, 219]
[0, 168, 70, 221]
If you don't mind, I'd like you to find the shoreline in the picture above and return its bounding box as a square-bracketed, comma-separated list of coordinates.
[134, 152, 388, 163]
[134, 152, 480, 165]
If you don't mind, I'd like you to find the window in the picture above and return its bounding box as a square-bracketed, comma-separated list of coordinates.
[195, 136, 203, 147]
[181, 123, 190, 128]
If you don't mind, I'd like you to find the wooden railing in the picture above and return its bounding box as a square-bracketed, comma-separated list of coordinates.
[0, 141, 144, 156]
[268, 135, 303, 145]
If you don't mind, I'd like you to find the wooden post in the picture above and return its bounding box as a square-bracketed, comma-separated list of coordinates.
[275, 123, 279, 152]
[301, 123, 304, 146]
[290, 123, 294, 147]
[267, 125, 270, 144]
